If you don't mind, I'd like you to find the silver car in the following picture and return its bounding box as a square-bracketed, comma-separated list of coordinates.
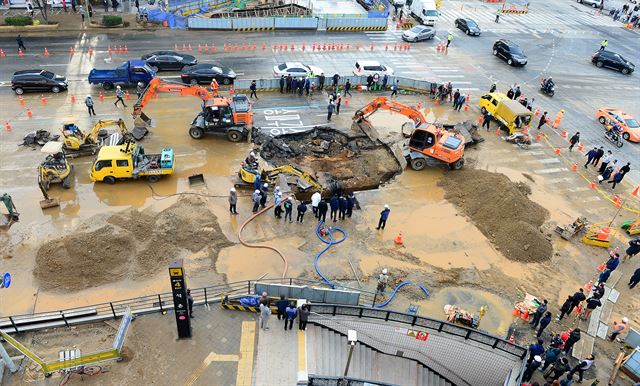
[577, 0, 603, 8]
[402, 25, 436, 42]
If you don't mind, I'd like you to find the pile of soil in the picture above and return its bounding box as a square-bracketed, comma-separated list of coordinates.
[252, 127, 403, 192]
[438, 169, 553, 263]
[34, 196, 232, 291]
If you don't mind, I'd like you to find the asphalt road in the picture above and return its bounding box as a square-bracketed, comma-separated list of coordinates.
[0, 0, 639, 185]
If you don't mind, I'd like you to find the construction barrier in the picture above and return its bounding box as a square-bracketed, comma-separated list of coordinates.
[274, 17, 318, 29]
[326, 17, 388, 31]
[188, 16, 388, 31]
[187, 17, 232, 29]
[254, 282, 361, 305]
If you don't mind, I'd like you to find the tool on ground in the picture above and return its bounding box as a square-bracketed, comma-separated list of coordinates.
[19, 130, 59, 148]
[132, 78, 252, 142]
[188, 173, 205, 187]
[555, 217, 589, 240]
[38, 141, 72, 209]
[444, 304, 487, 329]
[621, 219, 640, 235]
[315, 221, 347, 289]
[353, 96, 466, 170]
[582, 223, 616, 248]
[0, 193, 19, 230]
[60, 119, 138, 158]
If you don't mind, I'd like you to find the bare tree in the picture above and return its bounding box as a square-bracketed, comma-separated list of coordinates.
[32, 0, 49, 23]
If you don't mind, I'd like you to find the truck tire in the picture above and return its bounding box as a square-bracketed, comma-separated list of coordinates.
[450, 158, 465, 170]
[189, 126, 204, 139]
[227, 130, 242, 142]
[52, 86, 61, 93]
[410, 158, 426, 171]
[103, 176, 116, 184]
[62, 175, 71, 189]
[103, 82, 114, 90]
[598, 116, 607, 124]
[147, 175, 160, 183]
[222, 77, 232, 85]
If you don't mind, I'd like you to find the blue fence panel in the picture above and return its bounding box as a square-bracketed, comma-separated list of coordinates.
[232, 17, 274, 30]
[274, 17, 318, 29]
[326, 17, 387, 28]
[187, 17, 233, 29]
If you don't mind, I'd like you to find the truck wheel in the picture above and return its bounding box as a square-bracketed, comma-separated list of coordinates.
[222, 78, 232, 85]
[103, 176, 116, 184]
[147, 175, 160, 183]
[227, 130, 242, 142]
[189, 127, 204, 139]
[450, 158, 465, 170]
[103, 82, 114, 90]
[62, 175, 71, 189]
[410, 158, 426, 171]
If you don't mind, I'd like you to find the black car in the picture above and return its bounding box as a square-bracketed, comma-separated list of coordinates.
[592, 51, 635, 75]
[11, 70, 68, 95]
[142, 51, 197, 71]
[180, 64, 237, 85]
[455, 18, 481, 36]
[492, 39, 527, 66]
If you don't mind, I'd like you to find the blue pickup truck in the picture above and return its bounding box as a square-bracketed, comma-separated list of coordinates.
[88, 60, 156, 90]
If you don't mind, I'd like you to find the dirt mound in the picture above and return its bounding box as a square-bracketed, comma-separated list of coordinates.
[438, 169, 552, 263]
[35, 196, 232, 291]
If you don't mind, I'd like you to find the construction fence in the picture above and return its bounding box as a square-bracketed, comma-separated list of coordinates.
[187, 15, 388, 30]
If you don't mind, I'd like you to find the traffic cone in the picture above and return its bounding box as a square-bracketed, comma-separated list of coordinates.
[204, 43, 209, 52]
[535, 134, 541, 141]
[224, 43, 228, 52]
[571, 164, 577, 171]
[125, 91, 131, 101]
[40, 95, 47, 105]
[370, 43, 374, 51]
[554, 148, 561, 155]
[198, 44, 202, 53]
[230, 86, 235, 94]
[535, 108, 540, 117]
[578, 143, 584, 152]
[590, 181, 596, 189]
[262, 42, 266, 50]
[406, 43, 410, 51]
[253, 43, 257, 51]
[212, 43, 217, 53]
[466, 93, 470, 102]
[44, 47, 50, 57]
[273, 43, 277, 51]
[71, 95, 76, 103]
[241, 43, 246, 51]
[496, 128, 501, 136]
[18, 48, 24, 57]
[26, 108, 32, 118]
[302, 42, 306, 51]
[182, 44, 186, 52]
[118, 46, 123, 54]
[464, 104, 469, 111]
[394, 231, 404, 245]
[394, 42, 398, 51]
[88, 47, 93, 58]
[345, 96, 349, 106]
[631, 186, 639, 196]
[175, 43, 178, 51]
[0, 49, 5, 58]
[561, 129, 567, 138]
[312, 42, 316, 51]
[417, 101, 422, 110]
[4, 121, 11, 131]
[291, 43, 295, 50]
[346, 43, 350, 50]
[99, 92, 104, 102]
[19, 96, 25, 106]
[385, 43, 389, 51]
[476, 115, 483, 124]
[108, 45, 112, 55]
[124, 45, 128, 54]
[234, 43, 239, 51]
[188, 44, 193, 52]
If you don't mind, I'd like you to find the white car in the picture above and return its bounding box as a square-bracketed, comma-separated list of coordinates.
[577, 0, 602, 8]
[273, 62, 323, 77]
[353, 60, 394, 77]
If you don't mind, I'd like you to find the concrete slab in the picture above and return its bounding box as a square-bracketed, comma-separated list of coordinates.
[571, 333, 594, 360]
[608, 270, 623, 288]
[587, 306, 602, 336]
[597, 322, 609, 339]
[600, 300, 614, 324]
[608, 288, 620, 303]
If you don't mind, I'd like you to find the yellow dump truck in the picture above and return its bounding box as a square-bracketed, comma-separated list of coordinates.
[89, 140, 175, 184]
[478, 92, 533, 134]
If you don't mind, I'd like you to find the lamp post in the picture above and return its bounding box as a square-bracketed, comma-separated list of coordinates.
[343, 330, 358, 378]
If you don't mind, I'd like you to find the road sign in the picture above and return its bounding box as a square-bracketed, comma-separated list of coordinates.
[1, 272, 10, 289]
[169, 259, 191, 339]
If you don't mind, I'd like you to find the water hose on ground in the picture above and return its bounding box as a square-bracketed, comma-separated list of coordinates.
[314, 221, 347, 289]
[238, 203, 288, 279]
[374, 282, 431, 309]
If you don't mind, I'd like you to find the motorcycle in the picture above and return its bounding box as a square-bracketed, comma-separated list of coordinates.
[540, 78, 555, 97]
[604, 123, 624, 148]
[504, 132, 531, 150]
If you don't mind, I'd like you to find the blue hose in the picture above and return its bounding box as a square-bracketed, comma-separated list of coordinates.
[314, 221, 347, 289]
[374, 282, 430, 308]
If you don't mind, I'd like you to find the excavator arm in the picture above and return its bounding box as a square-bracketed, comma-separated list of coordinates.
[353, 96, 428, 127]
[86, 119, 129, 142]
[132, 78, 214, 123]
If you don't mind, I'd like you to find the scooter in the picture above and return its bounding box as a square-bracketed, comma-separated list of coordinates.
[504, 132, 531, 150]
[540, 79, 555, 97]
[604, 123, 624, 148]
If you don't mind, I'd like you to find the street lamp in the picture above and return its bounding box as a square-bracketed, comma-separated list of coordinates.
[342, 330, 358, 380]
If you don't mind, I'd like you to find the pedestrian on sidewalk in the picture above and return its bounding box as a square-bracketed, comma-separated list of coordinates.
[390, 80, 399, 98]
[311, 191, 321, 217]
[259, 302, 271, 330]
[591, 146, 605, 166]
[296, 201, 307, 223]
[600, 39, 608, 50]
[537, 312, 552, 338]
[376, 204, 390, 230]
[338, 195, 347, 220]
[275, 296, 288, 320]
[530, 299, 548, 328]
[607, 169, 624, 189]
[283, 197, 293, 223]
[250, 80, 258, 99]
[624, 238, 640, 261]
[284, 303, 297, 330]
[541, 346, 562, 372]
[566, 355, 594, 383]
[344, 79, 352, 97]
[332, 73, 340, 88]
[568, 132, 580, 151]
[629, 267, 640, 288]
[556, 295, 573, 321]
[582, 296, 602, 320]
[446, 32, 453, 48]
[346, 193, 355, 218]
[317, 199, 328, 223]
[527, 339, 545, 364]
[114, 86, 127, 107]
[228, 187, 238, 214]
[563, 328, 581, 354]
[187, 289, 194, 317]
[552, 109, 565, 129]
[17, 35, 27, 51]
[609, 317, 628, 341]
[252, 189, 261, 213]
[85, 95, 96, 116]
[298, 304, 310, 330]
[598, 151, 614, 174]
[327, 100, 335, 121]
[319, 73, 325, 90]
[329, 194, 339, 222]
[522, 355, 542, 382]
[260, 183, 268, 208]
[495, 8, 501, 22]
[537, 111, 548, 130]
[482, 111, 492, 131]
[584, 147, 598, 168]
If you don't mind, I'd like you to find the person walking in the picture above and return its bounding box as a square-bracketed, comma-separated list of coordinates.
[317, 199, 328, 223]
[284, 303, 297, 331]
[283, 197, 293, 223]
[598, 151, 614, 174]
[552, 109, 565, 129]
[482, 111, 492, 131]
[228, 187, 238, 214]
[495, 8, 501, 22]
[319, 73, 326, 90]
[527, 339, 545, 364]
[582, 296, 602, 320]
[252, 189, 261, 213]
[537, 111, 548, 130]
[327, 100, 335, 121]
[296, 201, 307, 223]
[85, 95, 96, 116]
[557, 295, 573, 321]
[114, 86, 126, 107]
[541, 346, 562, 372]
[563, 328, 581, 354]
[628, 267, 640, 289]
[522, 356, 542, 382]
[275, 295, 288, 320]
[568, 288, 586, 315]
[335, 94, 342, 115]
[609, 317, 629, 341]
[390, 80, 399, 98]
[279, 75, 285, 93]
[338, 195, 347, 220]
[260, 183, 268, 209]
[584, 147, 598, 168]
[600, 39, 608, 50]
[329, 195, 339, 222]
[209, 78, 219, 96]
[624, 238, 640, 261]
[249, 80, 258, 99]
[537, 312, 552, 338]
[566, 355, 595, 383]
[187, 289, 194, 317]
[568, 132, 580, 151]
[311, 191, 321, 217]
[346, 193, 355, 218]
[274, 187, 283, 218]
[545, 357, 569, 382]
[332, 73, 340, 88]
[16, 34, 26, 51]
[376, 204, 390, 230]
[446, 32, 453, 48]
[259, 302, 271, 330]
[298, 304, 310, 330]
[591, 146, 605, 166]
[607, 169, 624, 189]
[344, 79, 352, 97]
[530, 299, 548, 328]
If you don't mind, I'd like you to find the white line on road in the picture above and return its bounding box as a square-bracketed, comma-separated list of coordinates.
[534, 168, 569, 174]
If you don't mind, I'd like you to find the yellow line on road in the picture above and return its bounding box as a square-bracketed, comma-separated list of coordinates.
[236, 321, 256, 386]
[183, 352, 241, 386]
[297, 329, 306, 374]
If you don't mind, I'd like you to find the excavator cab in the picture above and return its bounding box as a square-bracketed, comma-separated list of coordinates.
[408, 128, 436, 151]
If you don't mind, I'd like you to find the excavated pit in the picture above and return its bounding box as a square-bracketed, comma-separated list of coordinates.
[252, 127, 404, 194]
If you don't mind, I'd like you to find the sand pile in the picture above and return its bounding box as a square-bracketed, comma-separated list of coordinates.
[439, 169, 553, 263]
[34, 196, 232, 291]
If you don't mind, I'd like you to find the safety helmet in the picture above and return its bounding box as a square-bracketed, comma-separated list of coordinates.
[263, 183, 268, 187]
[384, 204, 389, 209]
[382, 268, 388, 274]
[622, 317, 629, 323]
[116, 85, 121, 89]
[255, 189, 260, 193]
[230, 187, 236, 192]
[560, 109, 565, 113]
[137, 82, 144, 87]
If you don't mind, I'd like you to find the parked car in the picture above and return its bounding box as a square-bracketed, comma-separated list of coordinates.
[272, 62, 323, 77]
[353, 60, 394, 76]
[180, 64, 237, 85]
[142, 52, 197, 71]
[591, 50, 635, 75]
[455, 18, 481, 36]
[576, 0, 603, 8]
[402, 25, 436, 42]
[596, 108, 640, 142]
[11, 70, 68, 95]
[492, 40, 527, 66]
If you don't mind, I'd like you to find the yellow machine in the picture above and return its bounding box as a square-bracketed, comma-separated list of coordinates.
[61, 119, 130, 158]
[622, 219, 640, 235]
[478, 92, 533, 134]
[1, 193, 19, 230]
[582, 223, 617, 248]
[239, 164, 321, 192]
[38, 141, 72, 209]
[89, 140, 175, 184]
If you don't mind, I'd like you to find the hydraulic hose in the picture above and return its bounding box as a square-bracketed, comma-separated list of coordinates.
[374, 282, 430, 309]
[314, 221, 347, 289]
[238, 203, 288, 278]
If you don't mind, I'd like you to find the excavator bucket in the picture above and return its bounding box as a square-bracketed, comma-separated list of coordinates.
[133, 111, 152, 140]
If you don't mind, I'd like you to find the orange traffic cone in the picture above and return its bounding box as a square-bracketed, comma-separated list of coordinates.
[182, 43, 186, 52]
[18, 48, 24, 57]
[590, 181, 596, 189]
[198, 44, 202, 53]
[571, 164, 577, 171]
[632, 186, 639, 197]
[99, 92, 104, 102]
[44, 47, 50, 57]
[125, 91, 131, 101]
[124, 45, 128, 54]
[19, 96, 25, 106]
[496, 128, 501, 136]
[345, 97, 349, 106]
[71, 95, 76, 103]
[535, 108, 540, 117]
[212, 43, 217, 53]
[554, 148, 561, 155]
[88, 47, 93, 58]
[394, 232, 404, 245]
[4, 121, 11, 131]
[561, 129, 567, 138]
[434, 98, 439, 105]
[26, 108, 33, 118]
[464, 104, 469, 111]
[230, 86, 235, 94]
[577, 143, 584, 152]
[535, 134, 541, 141]
[188, 43, 193, 52]
[40, 95, 47, 105]
[0, 49, 6, 58]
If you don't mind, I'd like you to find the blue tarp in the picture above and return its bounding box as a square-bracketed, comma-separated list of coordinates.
[239, 296, 259, 307]
[147, 9, 187, 29]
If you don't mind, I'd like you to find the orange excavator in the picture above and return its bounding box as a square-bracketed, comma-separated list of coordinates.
[353, 96, 466, 170]
[132, 78, 253, 142]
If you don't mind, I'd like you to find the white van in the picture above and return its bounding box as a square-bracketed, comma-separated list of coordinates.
[410, 0, 439, 25]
